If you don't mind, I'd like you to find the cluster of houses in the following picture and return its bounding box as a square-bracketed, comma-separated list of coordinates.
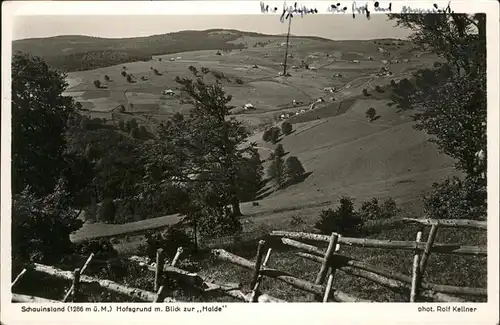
[375, 66, 394, 77]
[323, 86, 337, 93]
[348, 58, 410, 64]
[278, 98, 325, 120]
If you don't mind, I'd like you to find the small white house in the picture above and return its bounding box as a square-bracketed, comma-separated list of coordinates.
[176, 56, 182, 60]
[309, 67, 317, 71]
[352, 60, 360, 63]
[170, 58, 175, 61]
[162, 89, 175, 96]
[381, 60, 390, 65]
[244, 103, 255, 110]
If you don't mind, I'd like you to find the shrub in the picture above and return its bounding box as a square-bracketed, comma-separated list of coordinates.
[274, 144, 285, 158]
[281, 121, 293, 135]
[121, 71, 127, 77]
[314, 196, 364, 236]
[104, 75, 110, 81]
[126, 75, 133, 83]
[212, 70, 224, 80]
[117, 105, 126, 113]
[285, 156, 306, 183]
[262, 129, 273, 142]
[423, 176, 486, 220]
[75, 102, 83, 110]
[126, 119, 139, 132]
[118, 120, 125, 130]
[366, 107, 377, 121]
[362, 88, 369, 96]
[12, 181, 83, 265]
[158, 227, 195, 257]
[270, 127, 280, 144]
[375, 85, 384, 93]
[77, 238, 118, 260]
[290, 215, 305, 226]
[359, 197, 401, 221]
[188, 65, 198, 76]
[98, 198, 116, 223]
[201, 67, 210, 74]
[235, 78, 244, 84]
[267, 154, 286, 190]
[93, 80, 101, 88]
[197, 206, 242, 238]
[130, 126, 140, 139]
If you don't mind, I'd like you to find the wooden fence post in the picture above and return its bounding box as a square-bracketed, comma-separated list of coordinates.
[314, 232, 339, 301]
[323, 273, 335, 302]
[154, 248, 165, 292]
[72, 268, 81, 302]
[171, 247, 183, 267]
[251, 248, 272, 302]
[11, 269, 27, 289]
[419, 225, 439, 274]
[153, 286, 165, 303]
[323, 234, 341, 302]
[250, 240, 266, 290]
[63, 253, 94, 302]
[410, 231, 423, 302]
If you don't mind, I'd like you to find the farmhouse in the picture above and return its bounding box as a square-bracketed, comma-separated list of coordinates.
[162, 89, 175, 96]
[243, 103, 255, 110]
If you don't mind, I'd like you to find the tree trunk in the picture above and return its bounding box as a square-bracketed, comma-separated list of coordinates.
[231, 196, 243, 217]
[193, 216, 198, 252]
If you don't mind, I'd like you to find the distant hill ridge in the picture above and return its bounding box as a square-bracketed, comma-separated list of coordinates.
[13, 29, 405, 72]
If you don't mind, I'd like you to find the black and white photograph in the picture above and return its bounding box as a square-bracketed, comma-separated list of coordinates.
[2, 1, 496, 312]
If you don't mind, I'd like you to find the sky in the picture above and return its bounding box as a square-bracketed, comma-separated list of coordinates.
[13, 14, 412, 41]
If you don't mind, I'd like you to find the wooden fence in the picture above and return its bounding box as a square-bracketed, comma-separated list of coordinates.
[11, 246, 283, 303]
[212, 218, 487, 302]
[11, 218, 486, 303]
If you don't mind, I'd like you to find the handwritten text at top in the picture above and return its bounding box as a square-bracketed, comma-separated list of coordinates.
[260, 1, 454, 21]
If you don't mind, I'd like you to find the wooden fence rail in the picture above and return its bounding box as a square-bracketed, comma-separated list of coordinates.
[31, 263, 161, 302]
[271, 231, 486, 256]
[402, 218, 487, 230]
